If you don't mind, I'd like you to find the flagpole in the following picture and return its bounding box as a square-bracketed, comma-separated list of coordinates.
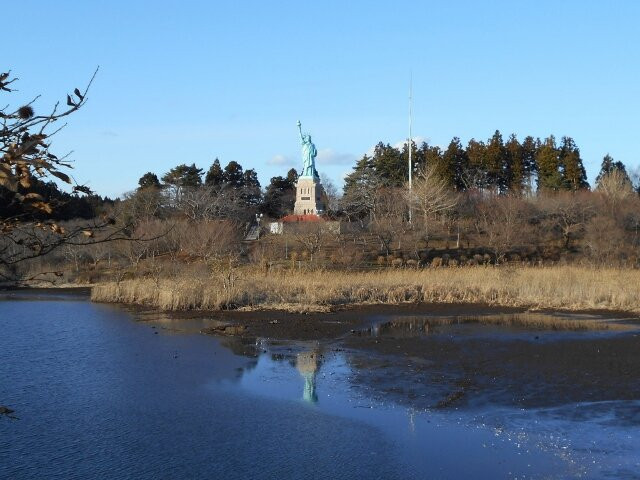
[408, 73, 413, 224]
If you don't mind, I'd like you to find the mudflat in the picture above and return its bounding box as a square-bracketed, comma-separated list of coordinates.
[175, 302, 640, 415]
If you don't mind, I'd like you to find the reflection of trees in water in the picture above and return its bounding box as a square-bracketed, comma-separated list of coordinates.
[296, 350, 321, 403]
[372, 318, 432, 337]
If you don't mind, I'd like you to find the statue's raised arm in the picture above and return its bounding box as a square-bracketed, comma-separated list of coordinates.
[297, 120, 304, 143]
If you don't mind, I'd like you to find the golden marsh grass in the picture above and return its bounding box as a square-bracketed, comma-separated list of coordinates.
[91, 265, 640, 315]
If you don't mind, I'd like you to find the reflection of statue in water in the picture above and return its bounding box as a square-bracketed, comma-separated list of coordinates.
[297, 120, 318, 178]
[296, 350, 320, 403]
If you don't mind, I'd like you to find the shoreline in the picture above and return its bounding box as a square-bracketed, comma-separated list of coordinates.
[109, 297, 640, 342]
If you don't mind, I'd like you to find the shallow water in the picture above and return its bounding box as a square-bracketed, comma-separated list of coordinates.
[1, 292, 638, 479]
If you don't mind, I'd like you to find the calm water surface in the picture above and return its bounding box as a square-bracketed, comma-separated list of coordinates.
[1, 291, 638, 479]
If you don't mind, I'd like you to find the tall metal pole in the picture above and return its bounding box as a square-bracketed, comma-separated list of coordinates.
[408, 74, 413, 224]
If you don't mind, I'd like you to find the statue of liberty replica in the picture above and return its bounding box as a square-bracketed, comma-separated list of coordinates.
[294, 120, 326, 215]
[297, 120, 318, 178]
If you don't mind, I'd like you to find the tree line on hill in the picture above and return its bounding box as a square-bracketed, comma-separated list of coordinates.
[124, 159, 301, 225]
[0, 178, 114, 221]
[121, 130, 639, 225]
[344, 131, 634, 199]
[4, 129, 638, 241]
[5, 129, 637, 226]
[7, 123, 640, 283]
[86, 131, 637, 273]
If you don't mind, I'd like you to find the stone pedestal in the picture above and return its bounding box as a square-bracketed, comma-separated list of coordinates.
[294, 176, 326, 215]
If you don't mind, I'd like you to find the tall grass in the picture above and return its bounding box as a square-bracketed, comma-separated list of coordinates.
[91, 266, 640, 314]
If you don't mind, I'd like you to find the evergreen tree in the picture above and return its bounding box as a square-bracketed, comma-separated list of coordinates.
[505, 134, 524, 193]
[343, 155, 379, 219]
[485, 130, 508, 192]
[205, 158, 224, 186]
[344, 155, 374, 193]
[521, 136, 539, 192]
[241, 168, 262, 206]
[595, 154, 629, 187]
[223, 161, 244, 188]
[441, 137, 467, 190]
[138, 172, 161, 190]
[371, 142, 405, 187]
[465, 139, 488, 190]
[413, 142, 430, 174]
[424, 145, 444, 175]
[161, 163, 203, 188]
[536, 136, 563, 191]
[286, 168, 299, 185]
[262, 175, 296, 218]
[559, 137, 589, 190]
[402, 140, 422, 182]
[161, 163, 203, 205]
[0, 177, 103, 221]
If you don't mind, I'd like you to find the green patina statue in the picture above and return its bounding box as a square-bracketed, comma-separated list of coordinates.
[297, 120, 318, 178]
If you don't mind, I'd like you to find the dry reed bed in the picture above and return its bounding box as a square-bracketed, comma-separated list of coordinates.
[90, 266, 640, 315]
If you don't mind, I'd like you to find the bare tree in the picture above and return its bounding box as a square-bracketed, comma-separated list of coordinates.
[538, 193, 594, 251]
[368, 187, 407, 256]
[320, 173, 341, 213]
[121, 188, 164, 223]
[596, 168, 635, 214]
[294, 222, 325, 262]
[473, 195, 532, 264]
[177, 219, 242, 264]
[406, 165, 457, 242]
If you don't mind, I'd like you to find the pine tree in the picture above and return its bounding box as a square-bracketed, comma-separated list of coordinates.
[424, 145, 444, 174]
[205, 158, 224, 186]
[402, 140, 422, 182]
[262, 175, 296, 218]
[286, 168, 299, 185]
[536, 136, 563, 191]
[465, 139, 488, 190]
[138, 172, 161, 190]
[441, 137, 467, 190]
[371, 142, 405, 187]
[559, 137, 589, 190]
[223, 161, 244, 188]
[505, 134, 524, 194]
[241, 168, 262, 206]
[595, 154, 629, 187]
[343, 155, 379, 219]
[161, 163, 203, 205]
[521, 136, 539, 192]
[161, 163, 203, 188]
[485, 130, 508, 192]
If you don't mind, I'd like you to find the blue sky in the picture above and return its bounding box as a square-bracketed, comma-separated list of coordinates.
[4, 1, 640, 197]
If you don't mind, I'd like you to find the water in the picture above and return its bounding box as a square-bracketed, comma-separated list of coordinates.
[1, 292, 638, 479]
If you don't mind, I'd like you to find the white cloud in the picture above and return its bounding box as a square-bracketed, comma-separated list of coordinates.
[316, 148, 357, 166]
[392, 136, 427, 150]
[267, 154, 294, 166]
[366, 136, 429, 157]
